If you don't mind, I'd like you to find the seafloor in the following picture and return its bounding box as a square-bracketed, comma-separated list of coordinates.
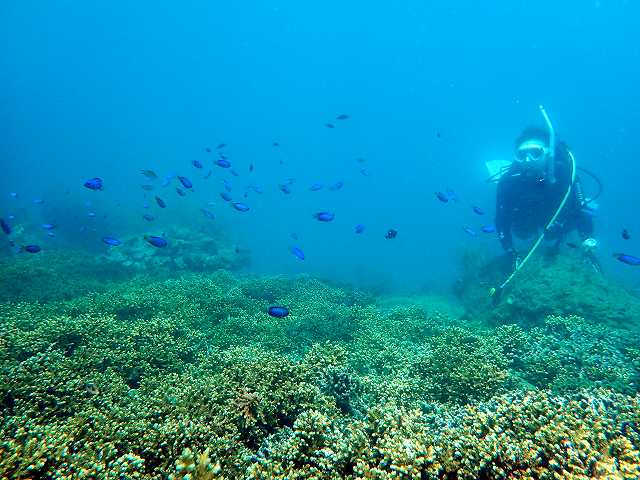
[2, 236, 640, 479]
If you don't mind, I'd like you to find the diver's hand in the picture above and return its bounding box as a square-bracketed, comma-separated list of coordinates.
[506, 248, 521, 270]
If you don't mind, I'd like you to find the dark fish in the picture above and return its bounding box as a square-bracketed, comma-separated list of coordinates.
[155, 196, 166, 208]
[1, 218, 11, 235]
[192, 160, 204, 169]
[201, 208, 215, 220]
[329, 181, 344, 191]
[205, 147, 212, 153]
[84, 177, 103, 191]
[203, 170, 212, 179]
[141, 184, 155, 191]
[325, 123, 335, 129]
[566, 242, 578, 249]
[145, 235, 168, 248]
[310, 183, 323, 191]
[463, 226, 477, 237]
[472, 206, 485, 215]
[481, 225, 496, 233]
[22, 245, 41, 253]
[272, 142, 280, 147]
[232, 202, 250, 212]
[290, 246, 305, 260]
[230, 169, 239, 177]
[220, 192, 232, 202]
[279, 183, 292, 194]
[290, 232, 299, 240]
[336, 114, 350, 120]
[267, 306, 289, 318]
[355, 224, 365, 234]
[313, 211, 335, 222]
[102, 236, 122, 246]
[613, 253, 640, 266]
[385, 229, 398, 239]
[41, 223, 56, 230]
[356, 157, 366, 163]
[359, 167, 369, 176]
[177, 176, 193, 189]
[622, 229, 631, 240]
[215, 158, 231, 168]
[176, 187, 186, 197]
[216, 143, 226, 150]
[140, 169, 158, 179]
[143, 213, 155, 221]
[435, 191, 449, 203]
[249, 163, 254, 172]
[436, 131, 441, 138]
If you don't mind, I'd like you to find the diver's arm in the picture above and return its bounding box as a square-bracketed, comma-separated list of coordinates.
[572, 177, 594, 239]
[495, 179, 513, 251]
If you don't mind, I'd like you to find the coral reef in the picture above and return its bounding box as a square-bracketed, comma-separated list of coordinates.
[2, 252, 640, 478]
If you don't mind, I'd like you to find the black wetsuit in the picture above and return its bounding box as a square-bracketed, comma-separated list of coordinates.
[495, 144, 593, 252]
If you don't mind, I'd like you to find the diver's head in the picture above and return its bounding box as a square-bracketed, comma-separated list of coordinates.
[513, 127, 550, 174]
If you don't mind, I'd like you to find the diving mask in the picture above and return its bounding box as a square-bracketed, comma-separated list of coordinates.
[515, 140, 548, 164]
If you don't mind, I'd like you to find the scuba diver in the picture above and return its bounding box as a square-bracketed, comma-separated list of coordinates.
[495, 126, 598, 268]
[488, 106, 602, 302]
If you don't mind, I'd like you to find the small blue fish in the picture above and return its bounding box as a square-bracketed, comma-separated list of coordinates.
[41, 223, 56, 230]
[22, 245, 41, 253]
[355, 224, 365, 234]
[87, 212, 96, 218]
[230, 169, 239, 177]
[84, 177, 103, 191]
[435, 191, 450, 203]
[232, 202, 250, 212]
[145, 235, 168, 248]
[143, 202, 149, 209]
[267, 306, 290, 318]
[385, 229, 398, 239]
[215, 158, 231, 168]
[359, 168, 369, 176]
[143, 213, 155, 221]
[9, 192, 18, 198]
[46, 232, 55, 238]
[102, 236, 122, 246]
[279, 183, 292, 194]
[203, 170, 212, 179]
[329, 181, 344, 191]
[161, 175, 174, 187]
[313, 211, 335, 222]
[310, 183, 323, 191]
[192, 160, 203, 169]
[201, 208, 215, 220]
[177, 176, 193, 189]
[1, 218, 11, 235]
[613, 253, 640, 266]
[155, 196, 166, 208]
[223, 179, 232, 192]
[247, 184, 264, 194]
[472, 206, 484, 215]
[220, 192, 232, 202]
[290, 246, 305, 260]
[481, 225, 496, 233]
[32, 198, 44, 205]
[463, 226, 477, 237]
[176, 187, 186, 197]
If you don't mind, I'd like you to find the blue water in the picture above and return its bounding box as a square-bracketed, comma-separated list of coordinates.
[1, 0, 639, 291]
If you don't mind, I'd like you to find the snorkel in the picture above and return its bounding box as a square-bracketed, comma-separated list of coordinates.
[539, 105, 556, 184]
